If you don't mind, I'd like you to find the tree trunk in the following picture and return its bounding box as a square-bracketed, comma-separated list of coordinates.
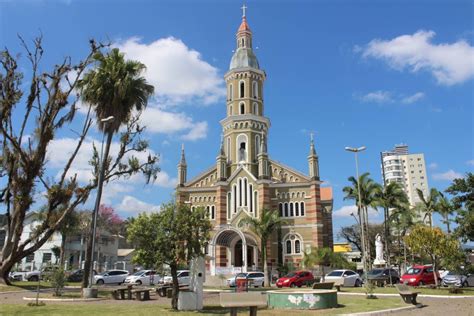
[262, 238, 269, 287]
[432, 257, 438, 287]
[60, 233, 66, 269]
[0, 263, 13, 286]
[445, 215, 451, 234]
[170, 263, 179, 310]
[321, 265, 325, 282]
[82, 131, 113, 290]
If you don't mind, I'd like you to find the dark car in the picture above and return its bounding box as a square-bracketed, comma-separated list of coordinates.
[367, 268, 400, 285]
[67, 269, 97, 282]
[276, 271, 314, 288]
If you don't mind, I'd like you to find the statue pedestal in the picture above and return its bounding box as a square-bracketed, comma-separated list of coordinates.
[372, 259, 386, 268]
[178, 257, 204, 311]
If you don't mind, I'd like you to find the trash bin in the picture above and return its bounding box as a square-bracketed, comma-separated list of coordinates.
[236, 278, 249, 292]
[167, 287, 173, 298]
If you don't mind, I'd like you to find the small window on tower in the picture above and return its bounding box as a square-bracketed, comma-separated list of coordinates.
[240, 103, 245, 114]
[229, 84, 233, 101]
[240, 81, 245, 98]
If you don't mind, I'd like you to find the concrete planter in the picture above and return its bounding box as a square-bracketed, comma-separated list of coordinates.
[267, 289, 337, 310]
[82, 288, 98, 298]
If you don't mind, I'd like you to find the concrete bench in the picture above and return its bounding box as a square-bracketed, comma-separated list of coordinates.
[396, 284, 420, 305]
[131, 288, 151, 301]
[220, 292, 267, 316]
[333, 278, 344, 291]
[312, 282, 335, 290]
[111, 286, 133, 300]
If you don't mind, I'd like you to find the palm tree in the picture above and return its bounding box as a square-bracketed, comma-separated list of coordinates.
[239, 209, 286, 287]
[416, 188, 439, 228]
[374, 181, 409, 279]
[389, 206, 417, 273]
[77, 48, 154, 288]
[436, 192, 454, 234]
[343, 172, 380, 262]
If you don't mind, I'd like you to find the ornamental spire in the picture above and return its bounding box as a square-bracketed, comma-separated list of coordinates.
[309, 132, 317, 156]
[179, 143, 186, 165]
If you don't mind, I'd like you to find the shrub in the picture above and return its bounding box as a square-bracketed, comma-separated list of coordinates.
[50, 268, 66, 296]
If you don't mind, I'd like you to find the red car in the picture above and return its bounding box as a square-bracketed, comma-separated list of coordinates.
[400, 265, 440, 286]
[276, 270, 314, 288]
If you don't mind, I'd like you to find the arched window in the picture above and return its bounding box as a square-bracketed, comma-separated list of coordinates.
[278, 203, 283, 217]
[253, 102, 258, 115]
[227, 192, 231, 219]
[290, 203, 294, 217]
[295, 202, 300, 217]
[233, 185, 237, 213]
[229, 105, 233, 116]
[255, 134, 261, 156]
[236, 134, 248, 162]
[240, 81, 245, 98]
[211, 205, 215, 220]
[240, 102, 245, 114]
[300, 202, 305, 216]
[226, 137, 231, 161]
[284, 203, 289, 217]
[239, 178, 243, 207]
[286, 240, 292, 254]
[249, 184, 253, 212]
[229, 84, 233, 101]
[254, 190, 258, 217]
[244, 178, 248, 207]
[206, 206, 210, 218]
[252, 81, 258, 98]
[241, 38, 244, 47]
[295, 240, 301, 254]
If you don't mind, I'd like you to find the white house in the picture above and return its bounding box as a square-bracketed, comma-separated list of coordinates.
[15, 212, 120, 272]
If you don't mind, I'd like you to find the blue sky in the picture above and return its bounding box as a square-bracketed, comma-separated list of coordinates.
[1, 0, 473, 241]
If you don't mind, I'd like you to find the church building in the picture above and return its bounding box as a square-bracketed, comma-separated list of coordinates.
[176, 10, 333, 276]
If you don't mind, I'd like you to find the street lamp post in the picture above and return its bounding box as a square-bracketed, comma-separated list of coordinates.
[345, 146, 370, 290]
[89, 116, 114, 288]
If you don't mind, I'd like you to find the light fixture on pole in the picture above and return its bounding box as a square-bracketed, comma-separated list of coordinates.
[345, 146, 369, 290]
[89, 116, 114, 288]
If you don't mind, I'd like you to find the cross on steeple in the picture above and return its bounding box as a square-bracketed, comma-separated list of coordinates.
[241, 4, 247, 17]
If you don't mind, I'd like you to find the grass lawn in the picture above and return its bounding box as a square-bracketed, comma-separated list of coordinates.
[0, 296, 407, 316]
[341, 286, 474, 296]
[0, 281, 82, 293]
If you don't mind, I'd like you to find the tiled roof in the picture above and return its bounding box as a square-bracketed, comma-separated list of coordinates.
[238, 17, 251, 32]
[320, 187, 333, 201]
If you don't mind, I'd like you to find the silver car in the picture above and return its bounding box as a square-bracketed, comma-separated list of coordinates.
[442, 271, 469, 287]
[93, 269, 129, 285]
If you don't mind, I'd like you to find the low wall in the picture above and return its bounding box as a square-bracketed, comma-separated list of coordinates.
[267, 289, 337, 310]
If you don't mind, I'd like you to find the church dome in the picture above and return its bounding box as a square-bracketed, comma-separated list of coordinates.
[229, 48, 260, 70]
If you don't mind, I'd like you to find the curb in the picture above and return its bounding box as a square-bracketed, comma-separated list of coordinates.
[23, 296, 106, 302]
[338, 292, 474, 299]
[340, 305, 419, 316]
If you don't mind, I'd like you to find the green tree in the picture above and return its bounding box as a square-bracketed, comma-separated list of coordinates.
[127, 203, 212, 310]
[0, 38, 158, 286]
[445, 172, 474, 242]
[343, 172, 380, 262]
[415, 188, 439, 228]
[436, 192, 455, 234]
[374, 181, 408, 275]
[404, 225, 460, 287]
[77, 48, 154, 289]
[303, 247, 356, 283]
[238, 209, 286, 287]
[389, 206, 418, 272]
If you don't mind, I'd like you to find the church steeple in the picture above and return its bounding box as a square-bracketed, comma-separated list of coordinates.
[177, 144, 187, 186]
[308, 133, 320, 180]
[217, 135, 227, 181]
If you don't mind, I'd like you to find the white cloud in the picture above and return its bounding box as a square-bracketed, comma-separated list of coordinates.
[467, 160, 474, 166]
[401, 92, 425, 104]
[139, 107, 208, 140]
[428, 162, 438, 170]
[116, 37, 225, 106]
[116, 195, 160, 214]
[182, 121, 208, 141]
[333, 205, 379, 219]
[361, 30, 474, 86]
[360, 90, 393, 103]
[432, 169, 463, 181]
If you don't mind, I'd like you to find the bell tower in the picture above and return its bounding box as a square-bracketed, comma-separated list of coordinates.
[221, 7, 270, 178]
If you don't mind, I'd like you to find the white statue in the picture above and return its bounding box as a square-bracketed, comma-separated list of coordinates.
[375, 234, 384, 262]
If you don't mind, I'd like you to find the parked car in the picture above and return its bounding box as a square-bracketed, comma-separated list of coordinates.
[276, 270, 314, 288]
[66, 269, 97, 282]
[400, 265, 440, 286]
[8, 271, 25, 281]
[124, 270, 161, 285]
[227, 272, 265, 288]
[162, 270, 190, 286]
[25, 266, 59, 282]
[325, 269, 362, 287]
[367, 268, 400, 284]
[442, 271, 470, 287]
[93, 270, 129, 285]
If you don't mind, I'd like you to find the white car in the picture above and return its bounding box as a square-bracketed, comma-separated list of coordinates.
[124, 270, 161, 286]
[226, 272, 265, 288]
[93, 270, 129, 285]
[162, 270, 190, 286]
[325, 269, 362, 287]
